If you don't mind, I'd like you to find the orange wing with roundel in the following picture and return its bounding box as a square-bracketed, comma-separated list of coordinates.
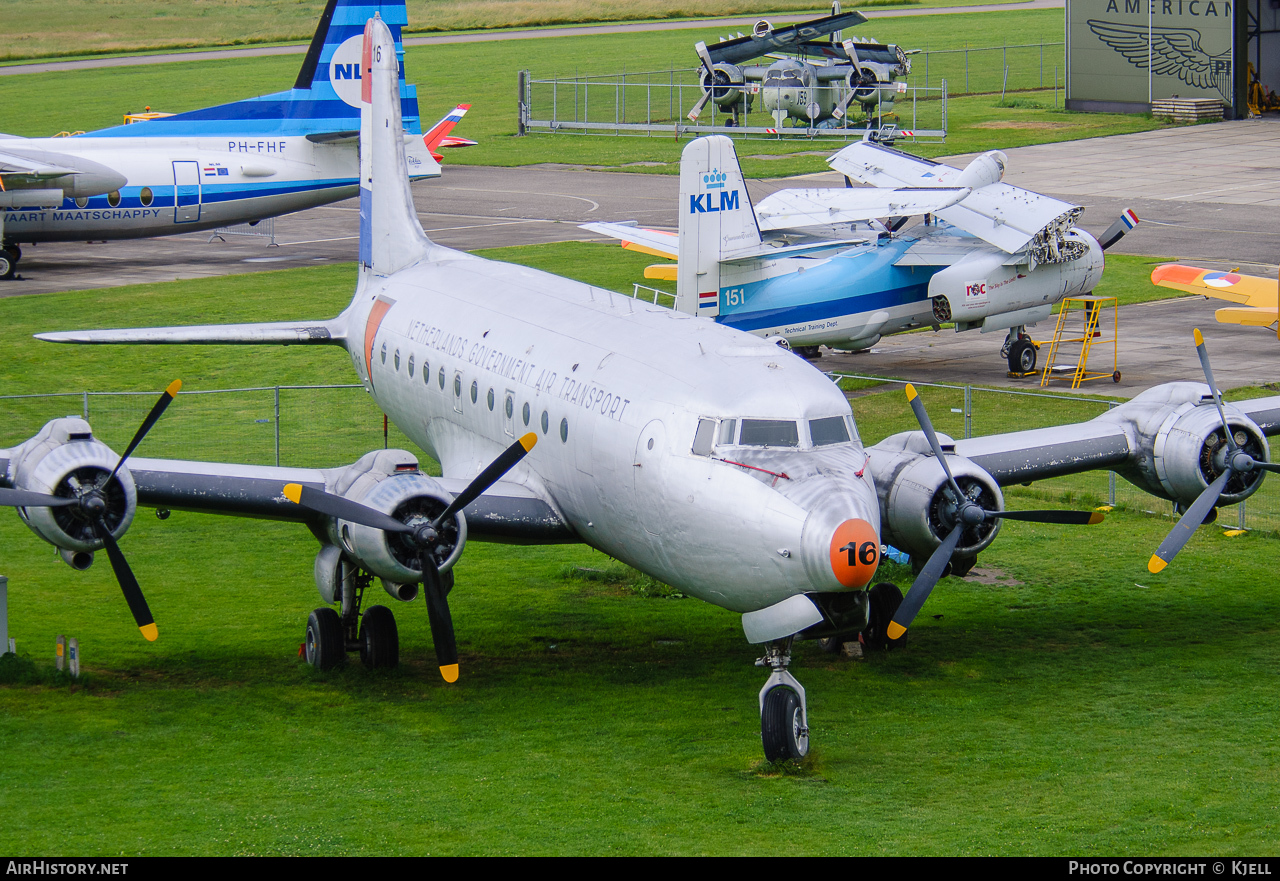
[1152, 264, 1279, 332]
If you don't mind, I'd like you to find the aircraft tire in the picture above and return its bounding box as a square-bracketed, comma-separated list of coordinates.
[305, 607, 345, 670]
[817, 636, 844, 653]
[359, 604, 399, 669]
[761, 686, 808, 762]
[861, 582, 904, 650]
[0, 250, 16, 280]
[1008, 338, 1036, 373]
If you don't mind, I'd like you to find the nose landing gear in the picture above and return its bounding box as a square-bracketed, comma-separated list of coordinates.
[757, 636, 810, 761]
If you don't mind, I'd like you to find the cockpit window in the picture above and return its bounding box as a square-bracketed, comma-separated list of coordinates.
[718, 419, 737, 445]
[739, 419, 799, 447]
[809, 416, 851, 447]
[692, 419, 716, 456]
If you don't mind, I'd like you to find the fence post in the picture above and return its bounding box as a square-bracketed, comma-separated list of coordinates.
[517, 70, 528, 136]
[1107, 402, 1117, 506]
[1239, 499, 1247, 530]
[965, 48, 969, 93]
[274, 386, 281, 467]
[964, 385, 972, 438]
[0, 575, 8, 657]
[83, 391, 89, 421]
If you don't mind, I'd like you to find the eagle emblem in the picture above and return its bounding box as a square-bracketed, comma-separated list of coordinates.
[1086, 19, 1232, 103]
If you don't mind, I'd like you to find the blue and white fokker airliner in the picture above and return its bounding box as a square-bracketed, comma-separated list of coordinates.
[0, 0, 450, 279]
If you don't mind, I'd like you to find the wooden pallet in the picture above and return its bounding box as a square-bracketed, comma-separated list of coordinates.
[1151, 98, 1225, 123]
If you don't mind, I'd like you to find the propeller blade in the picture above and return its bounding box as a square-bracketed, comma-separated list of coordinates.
[905, 384, 965, 502]
[990, 509, 1106, 525]
[433, 433, 537, 528]
[93, 518, 157, 641]
[282, 483, 414, 534]
[887, 523, 963, 640]
[1193, 328, 1238, 453]
[1254, 461, 1280, 474]
[1099, 209, 1140, 250]
[687, 90, 712, 122]
[0, 487, 79, 508]
[421, 551, 458, 683]
[1149, 469, 1232, 573]
[109, 380, 182, 481]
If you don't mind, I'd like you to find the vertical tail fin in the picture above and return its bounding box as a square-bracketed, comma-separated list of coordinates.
[676, 136, 761, 317]
[359, 15, 438, 277]
[88, 0, 422, 138]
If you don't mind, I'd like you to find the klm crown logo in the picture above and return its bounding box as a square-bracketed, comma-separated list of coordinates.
[691, 169, 739, 214]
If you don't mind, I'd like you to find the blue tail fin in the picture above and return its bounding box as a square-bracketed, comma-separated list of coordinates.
[87, 0, 421, 138]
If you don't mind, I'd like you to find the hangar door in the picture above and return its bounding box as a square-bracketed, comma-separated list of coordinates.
[172, 161, 202, 223]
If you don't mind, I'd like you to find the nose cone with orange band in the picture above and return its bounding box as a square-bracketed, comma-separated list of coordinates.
[800, 503, 881, 593]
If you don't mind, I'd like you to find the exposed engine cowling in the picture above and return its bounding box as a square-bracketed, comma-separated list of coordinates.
[324, 460, 467, 585]
[701, 63, 747, 109]
[7, 417, 135, 553]
[847, 65, 888, 108]
[1138, 397, 1269, 507]
[870, 431, 1004, 565]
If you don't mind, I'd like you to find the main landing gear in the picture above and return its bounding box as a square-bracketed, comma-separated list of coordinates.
[1002, 326, 1039, 375]
[0, 243, 21, 280]
[304, 563, 412, 671]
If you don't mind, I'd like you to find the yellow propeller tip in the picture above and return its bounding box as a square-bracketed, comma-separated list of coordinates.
[1193, 328, 1204, 346]
[905, 383, 917, 401]
[518, 432, 537, 452]
[1147, 555, 1168, 574]
[1088, 512, 1106, 525]
[440, 664, 459, 683]
[282, 483, 303, 504]
[886, 621, 906, 640]
[165, 379, 183, 396]
[140, 623, 159, 642]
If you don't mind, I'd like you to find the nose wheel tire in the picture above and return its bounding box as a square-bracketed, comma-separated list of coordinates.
[0, 249, 17, 281]
[358, 604, 399, 669]
[305, 607, 345, 670]
[761, 686, 809, 761]
[1007, 338, 1037, 374]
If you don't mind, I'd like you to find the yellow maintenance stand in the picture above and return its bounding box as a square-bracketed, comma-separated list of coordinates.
[1039, 295, 1121, 389]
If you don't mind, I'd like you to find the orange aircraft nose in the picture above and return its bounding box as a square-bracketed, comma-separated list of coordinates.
[828, 519, 880, 589]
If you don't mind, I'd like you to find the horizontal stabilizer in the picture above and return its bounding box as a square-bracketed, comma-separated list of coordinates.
[753, 186, 970, 231]
[1152, 264, 1278, 308]
[37, 319, 346, 346]
[580, 222, 678, 259]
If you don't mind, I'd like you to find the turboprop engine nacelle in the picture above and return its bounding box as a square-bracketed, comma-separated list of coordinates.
[928, 230, 1103, 331]
[1110, 384, 1270, 508]
[322, 449, 467, 585]
[869, 431, 1004, 565]
[701, 63, 749, 109]
[5, 417, 136, 553]
[954, 151, 1007, 190]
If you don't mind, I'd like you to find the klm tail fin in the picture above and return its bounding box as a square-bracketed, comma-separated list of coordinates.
[87, 0, 421, 138]
[676, 136, 761, 318]
[359, 15, 440, 277]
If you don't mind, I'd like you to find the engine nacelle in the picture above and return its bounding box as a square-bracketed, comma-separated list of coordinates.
[928, 230, 1102, 331]
[325, 455, 467, 585]
[870, 431, 1004, 565]
[700, 63, 748, 109]
[7, 417, 135, 553]
[1147, 398, 1269, 507]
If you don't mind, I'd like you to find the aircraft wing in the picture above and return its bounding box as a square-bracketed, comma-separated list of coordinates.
[579, 222, 678, 259]
[753, 186, 971, 231]
[124, 457, 574, 543]
[830, 141, 1082, 254]
[705, 11, 869, 65]
[37, 319, 348, 345]
[1152, 264, 1279, 326]
[0, 149, 80, 178]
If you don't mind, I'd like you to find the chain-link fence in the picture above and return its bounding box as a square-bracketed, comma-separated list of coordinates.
[4, 380, 1276, 534]
[909, 42, 1065, 98]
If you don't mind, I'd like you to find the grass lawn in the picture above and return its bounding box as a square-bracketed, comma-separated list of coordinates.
[2, 250, 1278, 854]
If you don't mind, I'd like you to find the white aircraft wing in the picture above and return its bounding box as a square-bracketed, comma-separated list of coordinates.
[0, 148, 80, 178]
[579, 222, 678, 259]
[752, 186, 971, 231]
[830, 141, 1082, 254]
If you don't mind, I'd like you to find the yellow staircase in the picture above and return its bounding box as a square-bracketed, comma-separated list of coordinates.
[1039, 296, 1120, 389]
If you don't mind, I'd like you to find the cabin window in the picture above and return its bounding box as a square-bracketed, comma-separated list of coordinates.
[487, 388, 495, 411]
[718, 419, 737, 445]
[470, 380, 478, 404]
[505, 395, 514, 419]
[139, 187, 154, 207]
[394, 349, 401, 371]
[810, 416, 850, 447]
[380, 342, 387, 365]
[407, 354, 414, 377]
[75, 197, 89, 209]
[541, 410, 550, 434]
[522, 402, 531, 426]
[438, 367, 445, 389]
[454, 373, 462, 398]
[560, 418, 569, 443]
[739, 419, 799, 448]
[107, 190, 121, 208]
[692, 419, 716, 456]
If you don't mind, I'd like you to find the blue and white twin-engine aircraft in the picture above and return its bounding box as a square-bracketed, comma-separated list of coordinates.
[0, 0, 443, 279]
[585, 136, 1140, 373]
